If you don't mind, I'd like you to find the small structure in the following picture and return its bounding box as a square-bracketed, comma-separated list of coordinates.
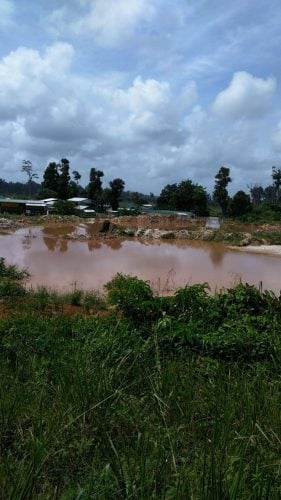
[206, 217, 220, 229]
[141, 204, 154, 212]
[0, 198, 29, 214]
[26, 201, 47, 215]
[68, 197, 96, 214]
[118, 201, 140, 212]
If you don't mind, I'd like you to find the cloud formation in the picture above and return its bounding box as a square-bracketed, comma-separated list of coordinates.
[0, 0, 281, 194]
[213, 72, 276, 120]
[47, 0, 155, 46]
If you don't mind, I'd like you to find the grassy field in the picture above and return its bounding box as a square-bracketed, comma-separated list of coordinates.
[0, 262, 281, 498]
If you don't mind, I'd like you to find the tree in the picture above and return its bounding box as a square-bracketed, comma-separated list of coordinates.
[57, 158, 71, 200]
[249, 185, 264, 205]
[42, 162, 59, 194]
[87, 168, 104, 210]
[228, 191, 252, 217]
[108, 178, 125, 210]
[157, 180, 208, 215]
[213, 166, 232, 215]
[264, 185, 276, 204]
[272, 166, 281, 204]
[157, 184, 178, 209]
[21, 160, 38, 197]
[72, 170, 81, 185]
[53, 200, 77, 215]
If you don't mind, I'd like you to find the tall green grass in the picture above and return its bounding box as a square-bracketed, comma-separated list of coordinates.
[0, 263, 281, 498]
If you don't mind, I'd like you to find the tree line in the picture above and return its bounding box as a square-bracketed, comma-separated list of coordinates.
[1, 159, 281, 217]
[22, 159, 125, 211]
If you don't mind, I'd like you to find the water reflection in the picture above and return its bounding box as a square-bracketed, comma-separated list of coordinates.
[41, 225, 125, 253]
[43, 236, 69, 253]
[0, 225, 280, 294]
[22, 229, 34, 250]
[208, 245, 225, 267]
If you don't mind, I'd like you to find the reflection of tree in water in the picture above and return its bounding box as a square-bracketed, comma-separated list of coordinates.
[87, 240, 102, 252]
[43, 236, 69, 252]
[59, 240, 68, 253]
[209, 246, 225, 267]
[87, 238, 123, 251]
[43, 236, 57, 252]
[104, 239, 122, 250]
[22, 229, 34, 250]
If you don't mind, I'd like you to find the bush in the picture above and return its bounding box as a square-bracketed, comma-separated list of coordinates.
[53, 200, 78, 216]
[0, 281, 26, 298]
[105, 273, 154, 322]
[0, 257, 29, 281]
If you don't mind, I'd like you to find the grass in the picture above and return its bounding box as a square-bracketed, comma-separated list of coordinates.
[0, 261, 281, 498]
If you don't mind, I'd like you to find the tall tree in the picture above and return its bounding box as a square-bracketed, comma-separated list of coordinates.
[263, 185, 276, 204]
[42, 162, 59, 194]
[57, 158, 71, 200]
[108, 178, 125, 210]
[272, 166, 281, 204]
[249, 185, 264, 205]
[213, 166, 232, 215]
[157, 184, 178, 209]
[72, 170, 81, 185]
[228, 191, 252, 216]
[87, 168, 104, 200]
[21, 160, 38, 197]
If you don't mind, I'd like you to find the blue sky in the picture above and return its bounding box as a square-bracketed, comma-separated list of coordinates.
[1, 0, 281, 194]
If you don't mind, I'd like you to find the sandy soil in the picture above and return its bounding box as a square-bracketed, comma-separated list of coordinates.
[231, 245, 281, 256]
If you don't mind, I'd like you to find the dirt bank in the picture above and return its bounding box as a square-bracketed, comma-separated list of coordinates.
[1, 214, 281, 247]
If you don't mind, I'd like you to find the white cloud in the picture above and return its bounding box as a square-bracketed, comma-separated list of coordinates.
[0, 43, 74, 119]
[47, 0, 155, 46]
[212, 71, 276, 120]
[0, 41, 279, 193]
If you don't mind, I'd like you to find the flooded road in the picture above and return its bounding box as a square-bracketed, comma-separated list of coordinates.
[0, 225, 281, 294]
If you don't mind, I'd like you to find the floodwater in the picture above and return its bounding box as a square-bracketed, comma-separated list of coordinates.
[0, 225, 281, 294]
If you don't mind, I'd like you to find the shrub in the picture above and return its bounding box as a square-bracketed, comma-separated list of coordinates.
[105, 273, 153, 322]
[0, 281, 26, 298]
[0, 257, 29, 281]
[53, 200, 78, 216]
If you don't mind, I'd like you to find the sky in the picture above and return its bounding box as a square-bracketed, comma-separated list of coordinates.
[1, 0, 281, 195]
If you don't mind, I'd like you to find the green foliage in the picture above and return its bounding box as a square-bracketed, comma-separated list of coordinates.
[1, 273, 281, 497]
[238, 203, 281, 222]
[229, 190, 252, 216]
[0, 258, 29, 281]
[53, 200, 77, 215]
[157, 179, 209, 215]
[105, 273, 154, 321]
[0, 258, 28, 300]
[0, 280, 26, 298]
[108, 178, 125, 210]
[213, 166, 232, 215]
[87, 168, 104, 211]
[42, 161, 59, 193]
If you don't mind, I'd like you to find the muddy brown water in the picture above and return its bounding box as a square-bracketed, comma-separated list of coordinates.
[0, 225, 281, 295]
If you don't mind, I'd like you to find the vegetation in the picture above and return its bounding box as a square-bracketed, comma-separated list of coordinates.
[52, 200, 78, 216]
[2, 158, 281, 221]
[0, 261, 281, 498]
[228, 190, 252, 217]
[107, 178, 126, 210]
[213, 166, 232, 215]
[157, 180, 209, 215]
[87, 168, 104, 210]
